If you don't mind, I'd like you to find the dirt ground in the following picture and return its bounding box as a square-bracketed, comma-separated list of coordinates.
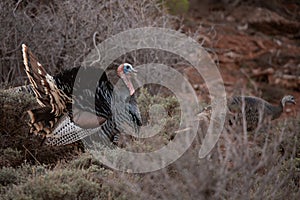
[184, 0, 300, 115]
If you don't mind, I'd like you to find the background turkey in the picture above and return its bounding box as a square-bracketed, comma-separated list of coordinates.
[227, 95, 296, 131]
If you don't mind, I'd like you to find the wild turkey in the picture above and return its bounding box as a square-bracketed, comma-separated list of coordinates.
[22, 44, 142, 146]
[227, 95, 296, 131]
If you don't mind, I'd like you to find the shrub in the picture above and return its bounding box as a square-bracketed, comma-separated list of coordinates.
[0, 0, 178, 86]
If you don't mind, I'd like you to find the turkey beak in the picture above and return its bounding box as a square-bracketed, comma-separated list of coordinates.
[290, 99, 296, 105]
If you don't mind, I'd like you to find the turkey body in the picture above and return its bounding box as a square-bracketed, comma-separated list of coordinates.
[227, 95, 295, 131]
[54, 66, 114, 121]
[22, 44, 141, 146]
[47, 67, 141, 146]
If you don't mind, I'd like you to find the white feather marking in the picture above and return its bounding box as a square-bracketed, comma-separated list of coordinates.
[45, 115, 106, 146]
[22, 44, 30, 71]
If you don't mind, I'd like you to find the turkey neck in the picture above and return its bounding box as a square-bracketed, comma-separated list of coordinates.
[270, 101, 284, 120]
[119, 73, 135, 96]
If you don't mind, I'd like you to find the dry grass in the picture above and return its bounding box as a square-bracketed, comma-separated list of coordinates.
[0, 90, 83, 167]
[1, 88, 299, 199]
[0, 0, 299, 199]
[0, 0, 179, 86]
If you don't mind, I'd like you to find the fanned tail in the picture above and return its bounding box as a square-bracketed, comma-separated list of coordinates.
[27, 107, 58, 136]
[22, 44, 141, 147]
[22, 44, 72, 116]
[22, 44, 72, 137]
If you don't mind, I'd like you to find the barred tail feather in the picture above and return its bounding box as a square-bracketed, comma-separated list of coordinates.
[22, 44, 142, 148]
[22, 44, 72, 116]
[27, 107, 57, 136]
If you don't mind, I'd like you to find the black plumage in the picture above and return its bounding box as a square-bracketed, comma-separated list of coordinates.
[22, 44, 142, 146]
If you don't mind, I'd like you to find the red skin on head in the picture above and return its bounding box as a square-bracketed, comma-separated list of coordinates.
[117, 64, 135, 96]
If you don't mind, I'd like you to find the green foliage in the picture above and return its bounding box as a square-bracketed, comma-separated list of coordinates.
[137, 87, 180, 137]
[69, 153, 103, 170]
[0, 167, 20, 187]
[4, 169, 100, 200]
[0, 157, 140, 200]
[0, 148, 23, 167]
[164, 0, 189, 15]
[1, 88, 299, 200]
[137, 87, 180, 121]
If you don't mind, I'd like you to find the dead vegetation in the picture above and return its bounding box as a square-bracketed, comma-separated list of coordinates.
[0, 0, 178, 86]
[1, 0, 300, 199]
[0, 90, 83, 167]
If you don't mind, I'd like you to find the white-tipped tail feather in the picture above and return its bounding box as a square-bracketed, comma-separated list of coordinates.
[22, 44, 72, 116]
[22, 44, 142, 147]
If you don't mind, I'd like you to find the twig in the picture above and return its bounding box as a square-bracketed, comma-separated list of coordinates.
[22, 145, 42, 165]
[90, 31, 101, 66]
[240, 68, 258, 92]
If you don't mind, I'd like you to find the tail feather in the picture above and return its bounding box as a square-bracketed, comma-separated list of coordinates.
[22, 44, 140, 147]
[22, 44, 72, 116]
[27, 107, 59, 135]
[26, 106, 115, 147]
[27, 107, 55, 124]
[22, 44, 73, 138]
